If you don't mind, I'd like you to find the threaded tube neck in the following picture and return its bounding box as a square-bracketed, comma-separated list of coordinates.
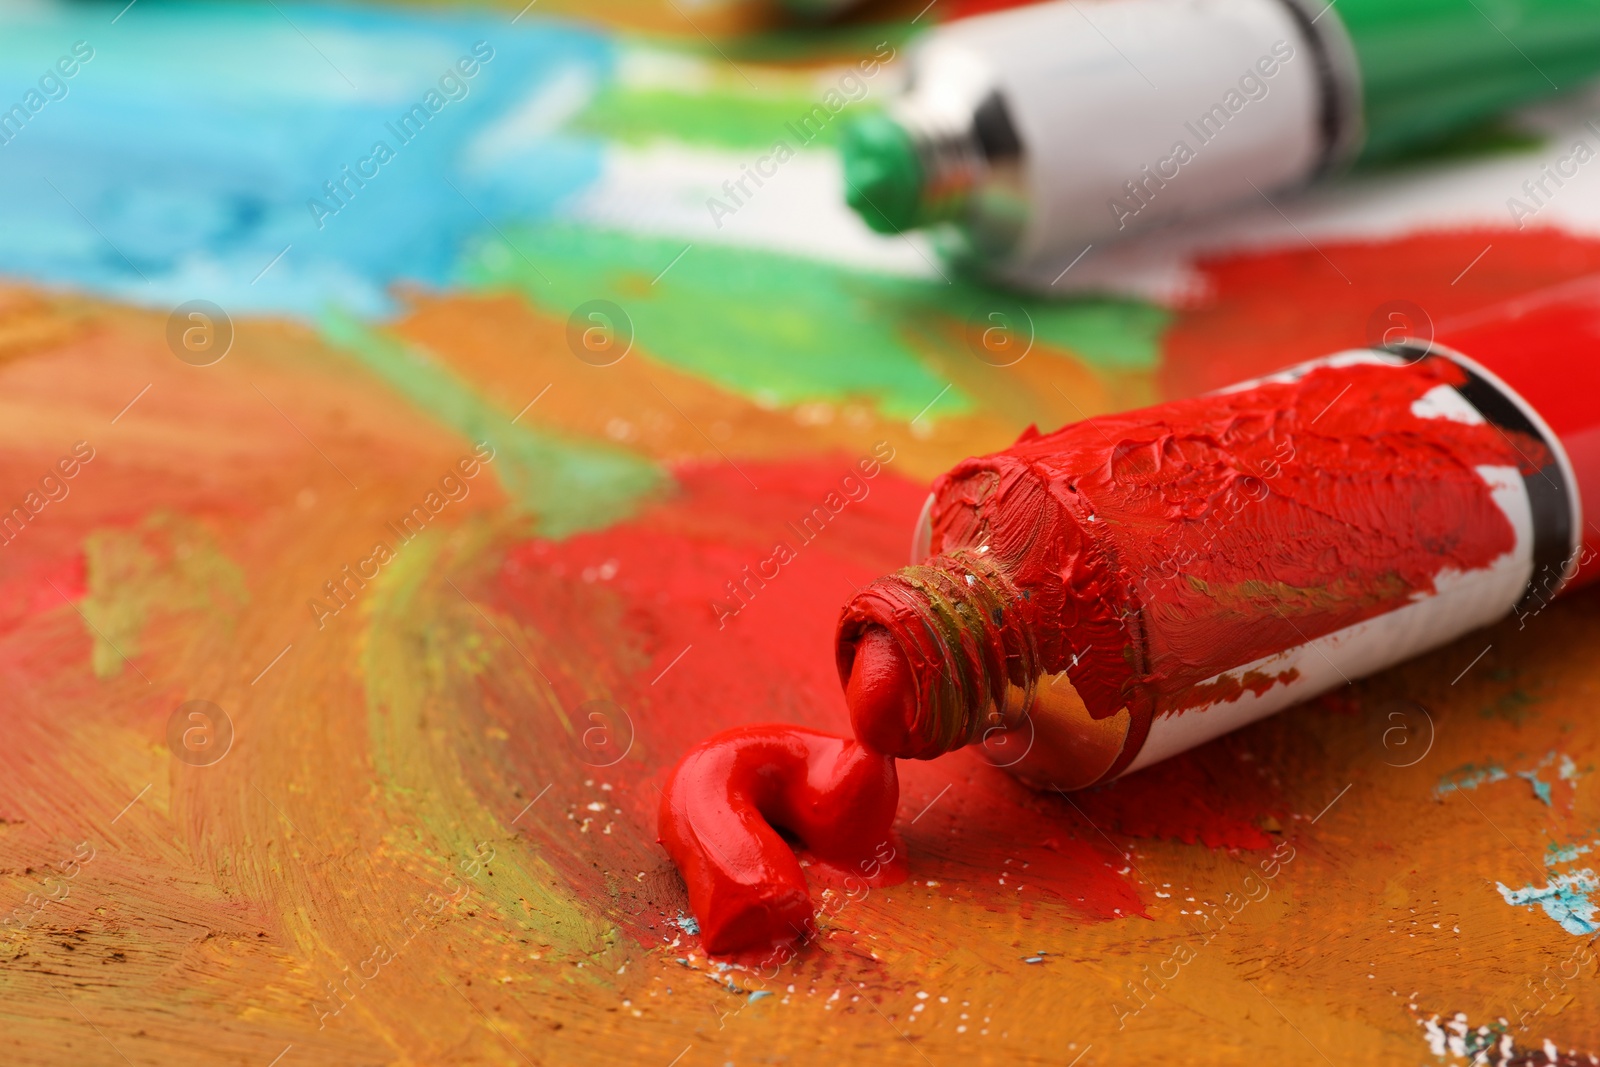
[837, 549, 1038, 760]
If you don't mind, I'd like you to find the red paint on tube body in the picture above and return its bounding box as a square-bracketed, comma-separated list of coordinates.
[839, 357, 1549, 776]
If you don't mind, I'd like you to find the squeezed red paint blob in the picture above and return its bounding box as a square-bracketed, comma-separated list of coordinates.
[843, 626, 918, 756]
[657, 725, 902, 956]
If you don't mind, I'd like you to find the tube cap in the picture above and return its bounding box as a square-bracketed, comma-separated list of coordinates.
[841, 113, 924, 234]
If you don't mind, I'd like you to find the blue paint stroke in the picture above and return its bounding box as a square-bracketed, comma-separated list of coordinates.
[1436, 751, 1581, 804]
[747, 990, 773, 1003]
[1548, 842, 1593, 866]
[1516, 751, 1582, 805]
[1434, 763, 1509, 798]
[1497, 870, 1599, 936]
[673, 911, 700, 937]
[0, 1, 612, 317]
[1517, 768, 1554, 806]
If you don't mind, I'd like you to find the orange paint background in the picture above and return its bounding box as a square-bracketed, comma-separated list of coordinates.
[0, 0, 1597, 1059]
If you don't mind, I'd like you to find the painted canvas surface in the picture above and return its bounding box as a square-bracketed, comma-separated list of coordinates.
[0, 1, 1598, 1064]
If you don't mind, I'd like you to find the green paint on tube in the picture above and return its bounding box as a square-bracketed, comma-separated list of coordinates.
[320, 311, 666, 539]
[1354, 116, 1545, 173]
[463, 224, 1168, 420]
[838, 0, 1600, 271]
[1339, 0, 1600, 160]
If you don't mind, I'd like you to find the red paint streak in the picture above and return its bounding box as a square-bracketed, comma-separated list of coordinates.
[0, 550, 86, 634]
[1159, 229, 1600, 400]
[903, 755, 1149, 919]
[657, 725, 901, 956]
[946, 0, 1049, 20]
[842, 357, 1540, 775]
[1075, 747, 1282, 850]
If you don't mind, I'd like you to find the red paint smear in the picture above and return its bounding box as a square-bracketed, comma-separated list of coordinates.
[946, 0, 1049, 20]
[1074, 748, 1281, 850]
[484, 459, 1194, 952]
[899, 753, 1150, 919]
[657, 725, 901, 956]
[0, 550, 86, 633]
[1159, 228, 1600, 399]
[0, 549, 89, 695]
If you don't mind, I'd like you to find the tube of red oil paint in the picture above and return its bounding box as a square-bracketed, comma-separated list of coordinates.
[837, 278, 1600, 790]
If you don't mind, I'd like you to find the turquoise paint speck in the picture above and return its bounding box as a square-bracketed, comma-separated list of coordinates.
[1517, 768, 1554, 806]
[1436, 751, 1577, 803]
[748, 990, 773, 1002]
[1511, 751, 1578, 806]
[1547, 842, 1592, 866]
[1497, 870, 1599, 936]
[1434, 763, 1508, 797]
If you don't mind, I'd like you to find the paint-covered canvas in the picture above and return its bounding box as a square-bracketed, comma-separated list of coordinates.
[0, 2, 1597, 1064]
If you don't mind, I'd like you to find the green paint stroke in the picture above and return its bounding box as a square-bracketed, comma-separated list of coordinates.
[462, 224, 1169, 421]
[1030, 298, 1169, 371]
[572, 84, 849, 149]
[568, 37, 902, 150]
[81, 512, 248, 680]
[320, 311, 666, 539]
[360, 526, 608, 954]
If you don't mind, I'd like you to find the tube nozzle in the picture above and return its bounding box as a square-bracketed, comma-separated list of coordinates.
[841, 112, 926, 234]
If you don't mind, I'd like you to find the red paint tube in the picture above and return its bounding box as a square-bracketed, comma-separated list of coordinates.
[839, 279, 1599, 790]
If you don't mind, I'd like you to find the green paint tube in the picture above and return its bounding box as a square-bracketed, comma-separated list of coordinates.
[840, 0, 1600, 273]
